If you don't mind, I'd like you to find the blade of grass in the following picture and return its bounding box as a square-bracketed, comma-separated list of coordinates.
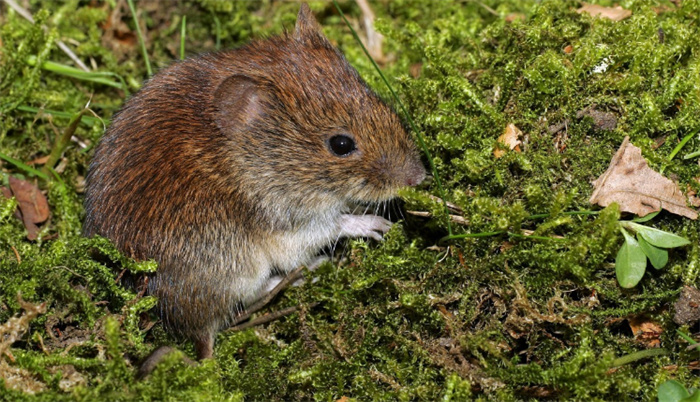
[611, 348, 669, 367]
[43, 109, 88, 174]
[213, 14, 221, 51]
[684, 150, 700, 160]
[676, 329, 699, 346]
[0, 152, 50, 180]
[669, 129, 698, 161]
[26, 56, 127, 92]
[17, 105, 108, 126]
[332, 0, 453, 236]
[127, 0, 153, 76]
[180, 15, 187, 60]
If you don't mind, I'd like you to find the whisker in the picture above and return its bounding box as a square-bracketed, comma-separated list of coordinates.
[396, 199, 406, 221]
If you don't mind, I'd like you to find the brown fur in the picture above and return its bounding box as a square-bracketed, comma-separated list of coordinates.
[84, 4, 424, 358]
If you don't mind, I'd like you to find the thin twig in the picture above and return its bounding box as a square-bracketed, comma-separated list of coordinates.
[354, 0, 385, 63]
[406, 210, 468, 225]
[227, 302, 319, 332]
[226, 265, 307, 328]
[3, 0, 90, 72]
[472, 0, 499, 16]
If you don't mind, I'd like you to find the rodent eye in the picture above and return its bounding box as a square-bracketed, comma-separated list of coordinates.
[328, 134, 356, 157]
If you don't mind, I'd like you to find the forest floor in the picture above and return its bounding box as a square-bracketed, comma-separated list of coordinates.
[1, 0, 700, 400]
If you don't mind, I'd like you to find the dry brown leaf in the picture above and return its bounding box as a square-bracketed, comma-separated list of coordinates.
[0, 294, 48, 395]
[628, 316, 663, 348]
[409, 63, 422, 78]
[3, 177, 50, 240]
[494, 123, 523, 158]
[590, 137, 698, 219]
[505, 13, 525, 23]
[577, 3, 632, 21]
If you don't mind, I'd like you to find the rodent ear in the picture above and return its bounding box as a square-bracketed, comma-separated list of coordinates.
[294, 3, 327, 43]
[214, 75, 266, 130]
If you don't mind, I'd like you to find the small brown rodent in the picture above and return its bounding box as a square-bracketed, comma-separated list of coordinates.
[84, 4, 425, 360]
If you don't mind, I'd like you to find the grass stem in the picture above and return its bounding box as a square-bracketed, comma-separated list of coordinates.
[127, 0, 153, 76]
[0, 152, 49, 180]
[43, 109, 88, 175]
[611, 348, 669, 367]
[180, 16, 187, 60]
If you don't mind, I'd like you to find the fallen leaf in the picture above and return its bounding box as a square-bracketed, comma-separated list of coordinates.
[0, 294, 48, 394]
[689, 181, 700, 207]
[505, 13, 525, 23]
[628, 315, 663, 348]
[494, 123, 523, 158]
[577, 3, 632, 21]
[409, 63, 422, 78]
[590, 137, 698, 220]
[2, 177, 50, 240]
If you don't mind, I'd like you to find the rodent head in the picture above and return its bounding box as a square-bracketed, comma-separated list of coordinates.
[213, 4, 425, 217]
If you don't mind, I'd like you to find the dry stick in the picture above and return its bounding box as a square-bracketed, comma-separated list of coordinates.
[225, 265, 307, 330]
[228, 302, 320, 332]
[3, 0, 90, 72]
[354, 0, 385, 63]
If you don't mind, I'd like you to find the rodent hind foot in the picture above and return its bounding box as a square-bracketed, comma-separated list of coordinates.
[339, 214, 393, 242]
[136, 346, 196, 380]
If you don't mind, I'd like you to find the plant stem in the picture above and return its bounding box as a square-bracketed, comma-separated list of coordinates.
[0, 152, 49, 180]
[17, 106, 107, 126]
[43, 109, 88, 174]
[26, 56, 126, 91]
[611, 348, 669, 367]
[180, 15, 186, 60]
[213, 14, 221, 50]
[127, 0, 153, 76]
[676, 329, 699, 345]
[669, 129, 698, 161]
[684, 150, 700, 159]
[526, 210, 600, 220]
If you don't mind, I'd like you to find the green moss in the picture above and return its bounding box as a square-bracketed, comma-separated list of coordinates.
[1, 0, 700, 400]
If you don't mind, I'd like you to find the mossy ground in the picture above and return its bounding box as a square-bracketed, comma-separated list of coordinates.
[1, 0, 700, 400]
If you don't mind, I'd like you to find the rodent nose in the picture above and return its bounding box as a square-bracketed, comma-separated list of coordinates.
[404, 163, 427, 187]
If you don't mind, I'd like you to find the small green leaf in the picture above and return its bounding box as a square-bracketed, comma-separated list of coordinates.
[658, 380, 690, 402]
[621, 221, 691, 248]
[616, 229, 648, 288]
[633, 210, 660, 223]
[638, 234, 669, 270]
[683, 389, 700, 402]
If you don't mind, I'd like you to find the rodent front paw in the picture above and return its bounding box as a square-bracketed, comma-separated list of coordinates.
[339, 214, 392, 241]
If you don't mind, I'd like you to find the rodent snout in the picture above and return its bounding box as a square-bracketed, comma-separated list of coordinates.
[403, 161, 427, 187]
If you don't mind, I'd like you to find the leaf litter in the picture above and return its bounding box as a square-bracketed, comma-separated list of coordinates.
[1, 176, 50, 240]
[590, 136, 698, 220]
[577, 3, 632, 22]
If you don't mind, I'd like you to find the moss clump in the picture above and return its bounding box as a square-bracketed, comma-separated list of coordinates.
[1, 0, 700, 400]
